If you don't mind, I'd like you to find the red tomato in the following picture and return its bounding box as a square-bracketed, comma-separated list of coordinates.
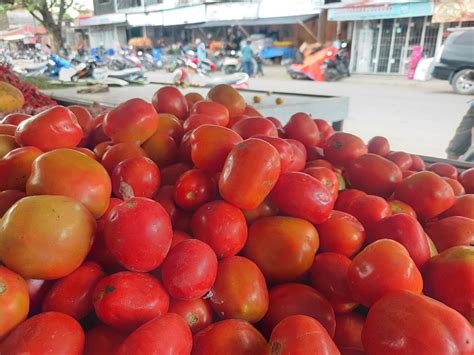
[0, 189, 25, 217]
[161, 239, 217, 300]
[104, 197, 172, 272]
[425, 216, 474, 252]
[93, 140, 112, 159]
[228, 114, 249, 127]
[0, 312, 84, 354]
[314, 118, 334, 146]
[394, 171, 455, 220]
[152, 86, 188, 120]
[112, 156, 160, 199]
[402, 169, 416, 178]
[75, 147, 97, 160]
[93, 271, 169, 331]
[306, 146, 325, 161]
[348, 239, 423, 307]
[231, 117, 278, 139]
[441, 194, 474, 218]
[410, 154, 425, 171]
[367, 136, 390, 156]
[362, 290, 474, 354]
[153, 185, 183, 227]
[243, 216, 319, 283]
[173, 169, 216, 211]
[323, 132, 367, 168]
[160, 162, 192, 185]
[116, 313, 192, 355]
[192, 319, 267, 355]
[370, 214, 430, 268]
[424, 246, 474, 323]
[0, 123, 16, 136]
[310, 253, 356, 314]
[269, 315, 339, 355]
[153, 113, 184, 143]
[333, 312, 365, 352]
[266, 116, 284, 134]
[86, 123, 109, 148]
[428, 162, 458, 180]
[101, 142, 147, 174]
[26, 278, 52, 316]
[459, 168, 474, 193]
[251, 136, 293, 173]
[259, 283, 336, 338]
[304, 166, 339, 200]
[219, 138, 281, 210]
[142, 131, 179, 167]
[185, 92, 204, 108]
[168, 298, 213, 334]
[1, 112, 30, 125]
[42, 262, 105, 320]
[346, 153, 402, 198]
[84, 325, 128, 355]
[207, 84, 246, 118]
[0, 134, 19, 158]
[388, 199, 417, 218]
[190, 124, 243, 173]
[286, 139, 306, 171]
[442, 177, 466, 196]
[170, 230, 191, 249]
[0, 266, 29, 338]
[190, 100, 230, 127]
[270, 171, 334, 224]
[347, 194, 392, 234]
[386, 151, 413, 171]
[209, 256, 268, 323]
[68, 105, 92, 135]
[284, 112, 320, 147]
[317, 211, 365, 257]
[178, 130, 193, 163]
[334, 189, 366, 212]
[183, 114, 220, 132]
[15, 106, 83, 151]
[242, 198, 279, 224]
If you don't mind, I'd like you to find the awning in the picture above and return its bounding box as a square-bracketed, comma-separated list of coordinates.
[327, 2, 433, 21]
[0, 25, 46, 41]
[78, 13, 126, 27]
[189, 14, 318, 28]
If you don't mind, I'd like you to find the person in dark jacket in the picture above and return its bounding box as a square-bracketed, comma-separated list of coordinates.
[446, 102, 474, 161]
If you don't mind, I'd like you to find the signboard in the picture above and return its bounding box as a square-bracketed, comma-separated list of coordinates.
[78, 13, 126, 27]
[127, 12, 163, 27]
[328, 2, 433, 21]
[162, 4, 206, 26]
[205, 2, 259, 22]
[323, 0, 427, 8]
[433, 0, 474, 22]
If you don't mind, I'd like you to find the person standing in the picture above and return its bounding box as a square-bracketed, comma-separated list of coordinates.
[241, 40, 253, 76]
[196, 38, 206, 63]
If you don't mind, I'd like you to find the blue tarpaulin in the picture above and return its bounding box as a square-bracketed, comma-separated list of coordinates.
[260, 47, 295, 59]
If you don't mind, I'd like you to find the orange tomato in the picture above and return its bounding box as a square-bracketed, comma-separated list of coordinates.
[0, 146, 43, 191]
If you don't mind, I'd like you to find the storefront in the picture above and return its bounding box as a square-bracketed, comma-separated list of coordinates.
[79, 13, 127, 49]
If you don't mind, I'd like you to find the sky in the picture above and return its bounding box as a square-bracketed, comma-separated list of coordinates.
[75, 0, 93, 11]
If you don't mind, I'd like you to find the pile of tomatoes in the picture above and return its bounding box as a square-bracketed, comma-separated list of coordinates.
[0, 84, 473, 354]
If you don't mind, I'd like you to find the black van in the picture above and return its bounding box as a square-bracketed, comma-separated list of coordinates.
[432, 28, 474, 95]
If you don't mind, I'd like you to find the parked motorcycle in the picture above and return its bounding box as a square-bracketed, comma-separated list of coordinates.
[288, 45, 338, 81]
[323, 42, 351, 82]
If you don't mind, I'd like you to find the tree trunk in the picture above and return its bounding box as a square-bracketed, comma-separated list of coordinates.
[46, 25, 63, 54]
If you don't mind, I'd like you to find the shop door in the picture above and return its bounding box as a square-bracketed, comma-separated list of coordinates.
[376, 19, 394, 73]
[389, 18, 409, 73]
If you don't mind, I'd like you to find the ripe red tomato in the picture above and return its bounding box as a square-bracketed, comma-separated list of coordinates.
[84, 325, 127, 355]
[168, 298, 213, 334]
[394, 171, 455, 220]
[334, 189, 366, 212]
[93, 140, 112, 159]
[410, 154, 425, 171]
[75, 147, 97, 160]
[323, 132, 367, 168]
[267, 116, 284, 136]
[333, 312, 365, 352]
[459, 168, 474, 193]
[0, 312, 84, 354]
[314, 118, 334, 146]
[0, 123, 16, 136]
[86, 123, 109, 148]
[246, 135, 292, 173]
[243, 216, 319, 283]
[185, 92, 204, 107]
[304, 166, 339, 200]
[190, 100, 230, 127]
[270, 171, 334, 224]
[207, 84, 246, 118]
[367, 136, 390, 156]
[42, 262, 105, 320]
[259, 283, 336, 338]
[153, 113, 184, 144]
[104, 197, 172, 272]
[0, 266, 29, 338]
[183, 114, 220, 132]
[284, 112, 320, 147]
[116, 313, 192, 355]
[442, 177, 465, 196]
[428, 162, 458, 180]
[370, 214, 430, 268]
[15, 106, 83, 151]
[152, 86, 188, 120]
[317, 211, 365, 257]
[161, 239, 217, 300]
[310, 253, 356, 314]
[170, 230, 191, 249]
[347, 194, 392, 234]
[242, 198, 279, 224]
[160, 162, 192, 185]
[0, 134, 19, 158]
[142, 131, 179, 167]
[424, 246, 473, 322]
[231, 116, 278, 139]
[192, 319, 267, 355]
[112, 156, 160, 199]
[27, 148, 112, 218]
[0, 189, 25, 217]
[190, 124, 243, 173]
[425, 216, 474, 252]
[1, 112, 30, 126]
[173, 169, 216, 211]
[26, 278, 53, 317]
[244, 105, 263, 117]
[152, 185, 182, 227]
[219, 138, 281, 210]
[346, 153, 402, 198]
[348, 239, 423, 307]
[388, 199, 417, 218]
[101, 142, 147, 173]
[386, 151, 413, 171]
[307, 158, 334, 170]
[362, 290, 474, 354]
[68, 105, 92, 135]
[93, 271, 169, 331]
[441, 194, 474, 218]
[269, 315, 339, 355]
[209, 256, 268, 323]
[286, 139, 306, 171]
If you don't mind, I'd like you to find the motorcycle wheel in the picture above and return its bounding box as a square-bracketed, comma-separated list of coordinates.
[224, 65, 237, 75]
